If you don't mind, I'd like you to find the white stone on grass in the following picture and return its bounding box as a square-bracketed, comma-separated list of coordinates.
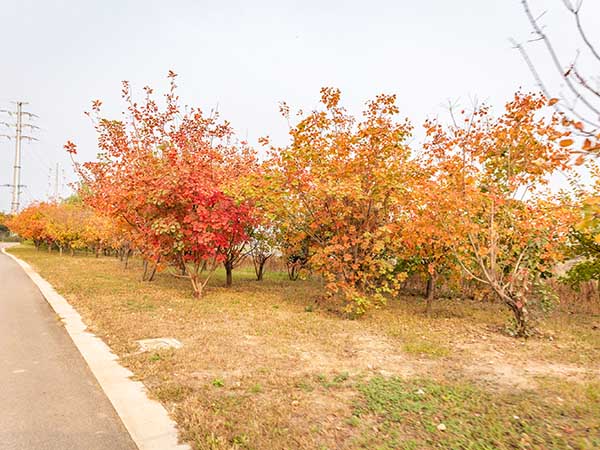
[137, 338, 183, 352]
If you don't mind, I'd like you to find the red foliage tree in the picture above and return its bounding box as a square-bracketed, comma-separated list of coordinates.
[67, 72, 257, 296]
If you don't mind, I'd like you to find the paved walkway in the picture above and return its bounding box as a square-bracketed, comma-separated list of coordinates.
[0, 246, 137, 450]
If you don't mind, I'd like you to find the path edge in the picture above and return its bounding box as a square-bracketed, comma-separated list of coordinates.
[2, 247, 190, 450]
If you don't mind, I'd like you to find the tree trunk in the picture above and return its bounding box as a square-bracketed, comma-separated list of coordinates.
[178, 256, 187, 276]
[507, 300, 529, 337]
[124, 249, 132, 269]
[147, 258, 159, 282]
[193, 285, 202, 298]
[253, 253, 272, 281]
[256, 261, 265, 281]
[59, 246, 63, 256]
[225, 262, 233, 287]
[70, 247, 75, 257]
[190, 275, 202, 298]
[425, 272, 435, 315]
[142, 260, 149, 281]
[491, 284, 531, 338]
[287, 262, 299, 280]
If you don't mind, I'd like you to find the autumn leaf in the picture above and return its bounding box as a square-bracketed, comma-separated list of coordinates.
[560, 138, 574, 147]
[64, 141, 78, 155]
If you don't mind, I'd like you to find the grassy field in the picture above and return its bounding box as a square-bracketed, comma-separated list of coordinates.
[7, 244, 600, 449]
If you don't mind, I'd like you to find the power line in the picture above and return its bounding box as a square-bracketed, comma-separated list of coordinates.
[28, 142, 52, 172]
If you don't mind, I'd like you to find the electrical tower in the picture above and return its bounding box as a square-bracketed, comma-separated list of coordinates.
[48, 162, 65, 200]
[1, 102, 39, 214]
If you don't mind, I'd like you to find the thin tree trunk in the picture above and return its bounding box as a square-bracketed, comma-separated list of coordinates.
[287, 261, 299, 280]
[425, 272, 435, 315]
[225, 262, 233, 287]
[491, 284, 531, 337]
[142, 260, 149, 281]
[253, 253, 272, 281]
[148, 257, 160, 282]
[124, 249, 132, 269]
[189, 260, 216, 299]
[256, 261, 265, 281]
[148, 265, 158, 282]
[191, 276, 201, 298]
[178, 255, 186, 276]
[507, 300, 529, 337]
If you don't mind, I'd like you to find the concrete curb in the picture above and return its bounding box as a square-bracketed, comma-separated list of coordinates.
[2, 247, 190, 450]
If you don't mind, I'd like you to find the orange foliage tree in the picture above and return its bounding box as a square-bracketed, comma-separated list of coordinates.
[263, 88, 417, 314]
[6, 200, 120, 256]
[6, 203, 50, 249]
[424, 92, 576, 335]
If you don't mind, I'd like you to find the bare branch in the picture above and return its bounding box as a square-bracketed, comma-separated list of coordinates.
[562, 0, 600, 62]
[515, 35, 600, 130]
[504, 245, 529, 291]
[467, 232, 494, 282]
[572, 67, 600, 99]
[521, 0, 600, 124]
[454, 253, 489, 285]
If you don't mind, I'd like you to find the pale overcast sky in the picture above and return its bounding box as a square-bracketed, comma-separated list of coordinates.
[1, 0, 598, 212]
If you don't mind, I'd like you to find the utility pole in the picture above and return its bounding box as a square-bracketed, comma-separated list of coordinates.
[48, 162, 64, 201]
[54, 162, 59, 199]
[1, 102, 38, 214]
[47, 167, 52, 199]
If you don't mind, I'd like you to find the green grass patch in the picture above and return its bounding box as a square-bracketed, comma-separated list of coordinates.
[353, 376, 600, 449]
[212, 378, 225, 388]
[402, 340, 450, 358]
[317, 371, 350, 389]
[249, 383, 262, 394]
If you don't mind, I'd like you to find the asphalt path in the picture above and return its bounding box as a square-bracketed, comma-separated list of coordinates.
[0, 246, 137, 450]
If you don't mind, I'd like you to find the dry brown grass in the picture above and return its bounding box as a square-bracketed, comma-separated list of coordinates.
[8, 245, 600, 449]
